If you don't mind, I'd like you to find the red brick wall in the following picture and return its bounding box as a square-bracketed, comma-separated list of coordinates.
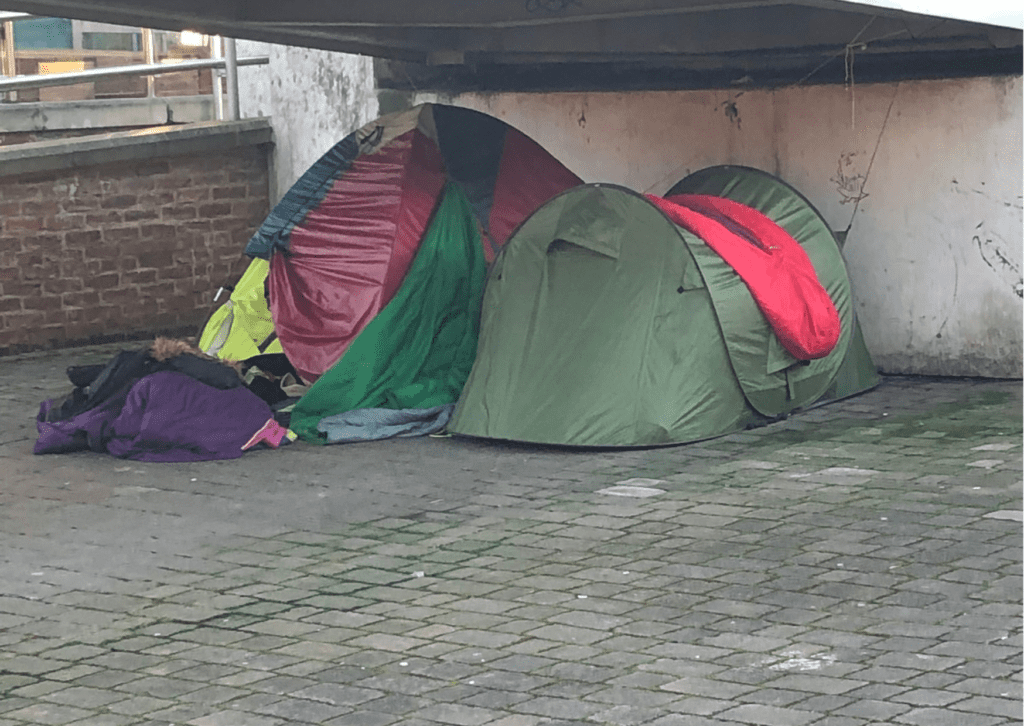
[0, 146, 270, 355]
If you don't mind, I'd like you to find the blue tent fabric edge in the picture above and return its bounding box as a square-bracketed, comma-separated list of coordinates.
[244, 135, 360, 259]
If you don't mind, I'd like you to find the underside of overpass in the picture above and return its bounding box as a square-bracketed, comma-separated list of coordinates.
[1, 0, 1020, 92]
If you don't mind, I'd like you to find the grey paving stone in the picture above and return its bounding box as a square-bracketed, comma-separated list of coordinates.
[289, 683, 384, 706]
[716, 703, 821, 725]
[514, 696, 603, 719]
[255, 696, 351, 722]
[187, 710, 284, 726]
[802, 718, 869, 726]
[115, 675, 205, 699]
[0, 656, 67, 676]
[793, 694, 856, 712]
[2, 702, 95, 724]
[531, 680, 605, 700]
[873, 651, 966, 672]
[178, 685, 252, 705]
[659, 677, 756, 699]
[356, 673, 447, 696]
[951, 660, 1019, 679]
[40, 685, 126, 708]
[766, 674, 867, 695]
[893, 706, 1007, 726]
[889, 687, 971, 707]
[948, 676, 1022, 699]
[465, 688, 531, 710]
[834, 698, 913, 720]
[733, 689, 808, 707]
[8, 680, 67, 698]
[104, 694, 176, 716]
[72, 671, 141, 689]
[947, 695, 1023, 719]
[54, 715, 136, 726]
[409, 702, 497, 725]
[218, 693, 284, 712]
[587, 703, 673, 725]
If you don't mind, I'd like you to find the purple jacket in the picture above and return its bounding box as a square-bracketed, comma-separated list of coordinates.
[36, 371, 274, 462]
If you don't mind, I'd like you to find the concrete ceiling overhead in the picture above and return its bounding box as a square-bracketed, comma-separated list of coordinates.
[2, 0, 1020, 90]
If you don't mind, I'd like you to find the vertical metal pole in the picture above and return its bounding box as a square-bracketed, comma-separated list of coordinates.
[211, 35, 224, 121]
[142, 27, 155, 98]
[223, 36, 239, 121]
[1, 21, 16, 102]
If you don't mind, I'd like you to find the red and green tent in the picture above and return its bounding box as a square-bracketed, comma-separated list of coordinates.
[240, 103, 581, 383]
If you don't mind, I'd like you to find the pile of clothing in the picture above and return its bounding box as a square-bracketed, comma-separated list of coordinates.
[35, 338, 296, 462]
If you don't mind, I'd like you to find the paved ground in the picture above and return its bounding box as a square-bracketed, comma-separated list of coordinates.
[0, 342, 1021, 726]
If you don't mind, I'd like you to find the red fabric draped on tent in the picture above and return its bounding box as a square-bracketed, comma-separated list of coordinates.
[650, 193, 841, 360]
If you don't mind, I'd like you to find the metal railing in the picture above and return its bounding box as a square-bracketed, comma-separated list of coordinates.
[0, 17, 264, 120]
[0, 55, 268, 93]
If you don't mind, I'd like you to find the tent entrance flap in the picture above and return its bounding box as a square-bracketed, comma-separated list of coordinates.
[551, 186, 625, 259]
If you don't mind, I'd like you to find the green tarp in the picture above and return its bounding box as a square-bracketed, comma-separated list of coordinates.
[289, 183, 487, 442]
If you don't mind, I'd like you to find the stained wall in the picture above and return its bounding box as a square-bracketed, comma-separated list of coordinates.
[420, 77, 1023, 377]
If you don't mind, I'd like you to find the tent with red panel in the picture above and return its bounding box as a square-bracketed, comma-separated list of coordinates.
[448, 167, 879, 447]
[201, 103, 581, 384]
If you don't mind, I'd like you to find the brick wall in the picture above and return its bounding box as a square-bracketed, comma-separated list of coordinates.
[0, 146, 270, 355]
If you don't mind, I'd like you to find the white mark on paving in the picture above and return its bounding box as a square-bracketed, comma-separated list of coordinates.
[764, 649, 837, 672]
[601, 481, 666, 498]
[818, 467, 881, 476]
[971, 442, 1017, 451]
[615, 478, 667, 487]
[967, 459, 1004, 469]
[734, 460, 778, 470]
[114, 486, 159, 495]
[983, 510, 1023, 522]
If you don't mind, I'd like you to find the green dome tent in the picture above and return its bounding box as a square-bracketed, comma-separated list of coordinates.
[448, 166, 878, 447]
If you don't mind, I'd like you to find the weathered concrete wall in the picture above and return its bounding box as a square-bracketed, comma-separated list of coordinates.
[420, 77, 1023, 378]
[0, 122, 271, 354]
[236, 41, 378, 202]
